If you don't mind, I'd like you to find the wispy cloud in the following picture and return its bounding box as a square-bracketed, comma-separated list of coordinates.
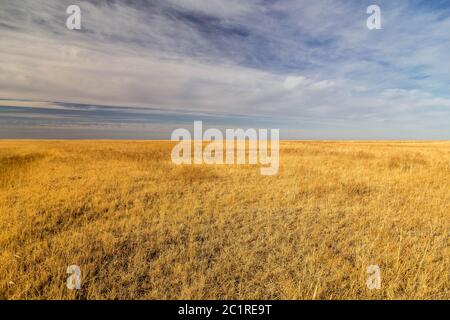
[0, 0, 449, 138]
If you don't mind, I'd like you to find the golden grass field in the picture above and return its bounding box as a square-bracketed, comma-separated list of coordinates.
[0, 140, 449, 300]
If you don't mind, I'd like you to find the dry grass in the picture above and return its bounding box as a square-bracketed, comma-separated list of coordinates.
[0, 140, 449, 300]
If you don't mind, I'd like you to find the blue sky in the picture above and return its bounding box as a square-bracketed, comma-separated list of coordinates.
[0, 0, 449, 139]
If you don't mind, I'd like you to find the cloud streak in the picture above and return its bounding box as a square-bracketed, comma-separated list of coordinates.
[0, 0, 449, 138]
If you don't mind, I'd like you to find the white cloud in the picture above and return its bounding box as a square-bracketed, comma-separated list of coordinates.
[283, 76, 308, 90]
[0, 0, 449, 138]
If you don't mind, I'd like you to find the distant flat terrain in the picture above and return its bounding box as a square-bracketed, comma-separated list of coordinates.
[0, 141, 449, 299]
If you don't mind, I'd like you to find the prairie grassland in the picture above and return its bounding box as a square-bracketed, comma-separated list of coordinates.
[0, 140, 449, 300]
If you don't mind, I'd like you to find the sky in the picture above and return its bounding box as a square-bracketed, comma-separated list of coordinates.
[0, 0, 449, 139]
